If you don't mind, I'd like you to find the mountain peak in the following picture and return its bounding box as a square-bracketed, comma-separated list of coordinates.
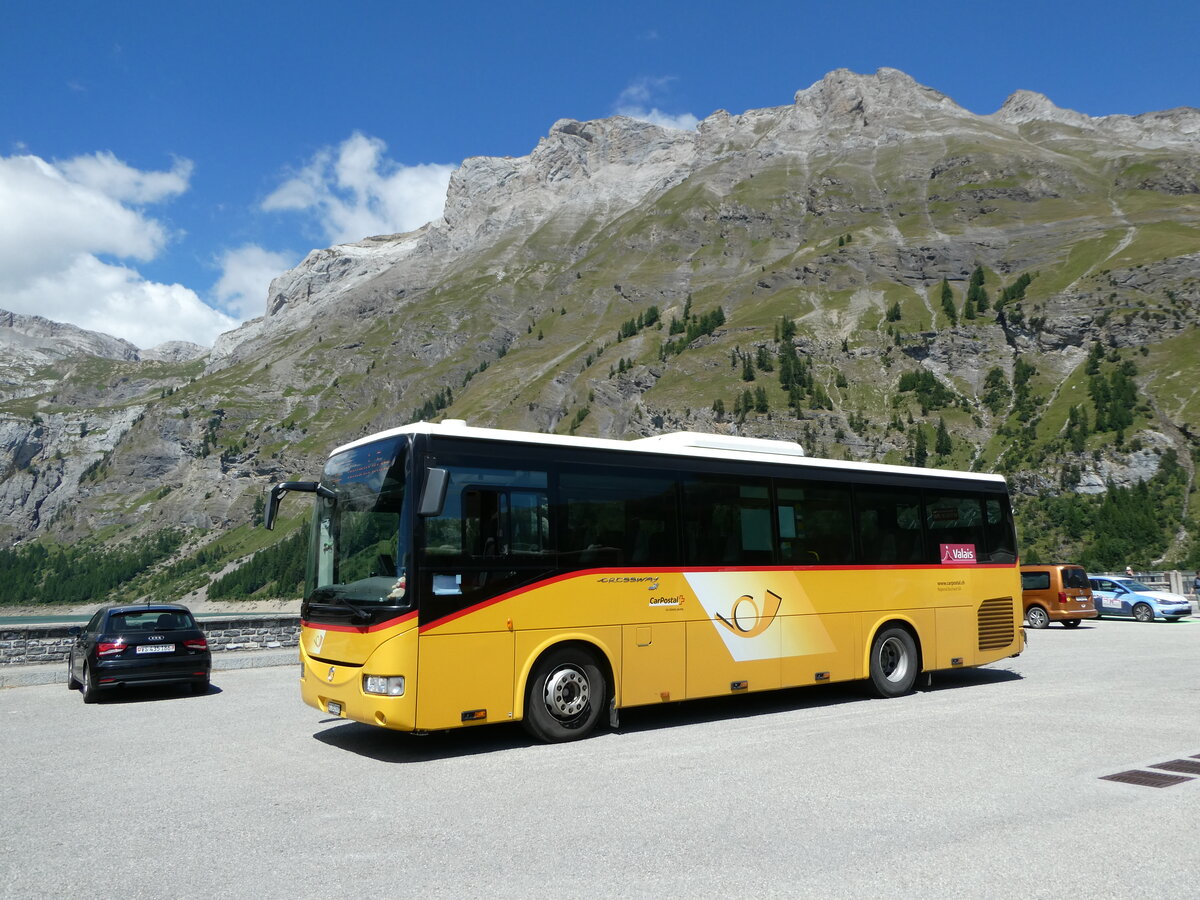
[792, 67, 970, 125]
[992, 89, 1093, 128]
[0, 308, 139, 365]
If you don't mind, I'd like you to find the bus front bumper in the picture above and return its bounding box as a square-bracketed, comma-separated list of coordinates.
[300, 637, 418, 732]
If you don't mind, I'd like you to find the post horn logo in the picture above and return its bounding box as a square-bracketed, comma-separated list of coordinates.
[715, 590, 782, 638]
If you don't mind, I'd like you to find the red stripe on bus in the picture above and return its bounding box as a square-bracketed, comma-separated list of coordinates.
[302, 610, 418, 634]
[417, 562, 1018, 632]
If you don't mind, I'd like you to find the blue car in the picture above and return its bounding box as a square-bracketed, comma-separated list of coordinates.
[1088, 576, 1191, 622]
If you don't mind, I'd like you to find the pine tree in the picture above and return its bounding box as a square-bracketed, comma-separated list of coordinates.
[975, 285, 990, 313]
[911, 426, 929, 466]
[755, 345, 774, 372]
[982, 367, 1009, 415]
[935, 417, 952, 456]
[940, 279, 957, 325]
[741, 354, 756, 382]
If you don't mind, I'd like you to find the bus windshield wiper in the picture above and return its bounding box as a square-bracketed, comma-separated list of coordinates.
[308, 587, 374, 624]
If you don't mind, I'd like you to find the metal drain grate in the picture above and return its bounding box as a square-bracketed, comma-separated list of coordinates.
[1150, 759, 1200, 775]
[1100, 769, 1194, 788]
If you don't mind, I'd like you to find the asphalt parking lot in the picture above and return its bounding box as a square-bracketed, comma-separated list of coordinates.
[1, 617, 1197, 899]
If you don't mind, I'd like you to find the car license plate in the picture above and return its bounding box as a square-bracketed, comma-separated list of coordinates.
[327, 701, 343, 716]
[136, 643, 175, 654]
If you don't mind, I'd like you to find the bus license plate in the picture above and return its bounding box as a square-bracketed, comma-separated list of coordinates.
[136, 644, 175, 654]
[327, 701, 343, 716]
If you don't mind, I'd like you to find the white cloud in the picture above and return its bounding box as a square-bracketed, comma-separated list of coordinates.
[263, 132, 454, 245]
[615, 77, 700, 131]
[213, 245, 295, 320]
[0, 154, 168, 282]
[59, 151, 193, 204]
[0, 151, 235, 348]
[6, 254, 237, 348]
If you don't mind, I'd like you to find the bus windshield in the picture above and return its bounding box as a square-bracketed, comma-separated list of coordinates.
[306, 435, 412, 619]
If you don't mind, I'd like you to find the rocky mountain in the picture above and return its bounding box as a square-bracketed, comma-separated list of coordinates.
[3, 68, 1199, 598]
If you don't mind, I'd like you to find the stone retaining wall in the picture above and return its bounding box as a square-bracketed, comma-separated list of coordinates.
[0, 615, 300, 667]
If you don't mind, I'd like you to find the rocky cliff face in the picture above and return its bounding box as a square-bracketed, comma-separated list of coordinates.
[3, 68, 1199, 570]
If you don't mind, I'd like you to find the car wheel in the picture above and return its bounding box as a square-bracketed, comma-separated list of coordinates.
[1061, 619, 1081, 628]
[1026, 606, 1050, 629]
[1132, 603, 1154, 623]
[522, 646, 607, 743]
[66, 654, 81, 690]
[81, 663, 100, 704]
[868, 626, 918, 698]
[191, 678, 210, 695]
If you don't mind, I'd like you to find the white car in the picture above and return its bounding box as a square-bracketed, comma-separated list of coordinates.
[1089, 576, 1191, 622]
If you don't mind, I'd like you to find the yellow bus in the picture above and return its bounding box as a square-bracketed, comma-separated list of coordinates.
[265, 420, 1022, 742]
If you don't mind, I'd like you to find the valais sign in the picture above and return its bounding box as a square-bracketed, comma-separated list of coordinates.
[940, 543, 977, 565]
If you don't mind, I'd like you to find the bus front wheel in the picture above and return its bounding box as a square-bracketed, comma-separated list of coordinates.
[523, 646, 606, 743]
[869, 626, 918, 698]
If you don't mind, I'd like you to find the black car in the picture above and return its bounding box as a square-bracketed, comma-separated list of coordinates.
[67, 604, 211, 702]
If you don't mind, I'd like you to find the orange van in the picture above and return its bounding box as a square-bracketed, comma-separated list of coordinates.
[1020, 564, 1097, 628]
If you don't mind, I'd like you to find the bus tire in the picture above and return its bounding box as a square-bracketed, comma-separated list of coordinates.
[523, 646, 606, 743]
[868, 626, 918, 699]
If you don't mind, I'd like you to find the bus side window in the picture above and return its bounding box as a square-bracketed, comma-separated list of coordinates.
[461, 487, 552, 560]
[509, 491, 550, 555]
[775, 481, 855, 565]
[983, 497, 1018, 563]
[559, 471, 680, 568]
[419, 465, 550, 601]
[855, 486, 926, 564]
[925, 491, 986, 556]
[682, 478, 772, 566]
[464, 488, 508, 557]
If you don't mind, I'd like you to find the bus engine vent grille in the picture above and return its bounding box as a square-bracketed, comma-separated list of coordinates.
[977, 596, 1016, 651]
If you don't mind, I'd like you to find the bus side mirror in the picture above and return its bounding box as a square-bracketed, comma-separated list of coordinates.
[264, 484, 282, 530]
[419, 468, 449, 517]
[264, 481, 331, 530]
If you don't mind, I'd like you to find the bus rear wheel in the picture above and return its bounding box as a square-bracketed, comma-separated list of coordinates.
[523, 646, 606, 743]
[868, 626, 918, 698]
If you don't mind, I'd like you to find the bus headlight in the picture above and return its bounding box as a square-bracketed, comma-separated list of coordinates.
[363, 674, 405, 696]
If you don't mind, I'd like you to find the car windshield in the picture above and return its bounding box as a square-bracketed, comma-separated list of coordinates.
[307, 434, 412, 608]
[1119, 580, 1151, 592]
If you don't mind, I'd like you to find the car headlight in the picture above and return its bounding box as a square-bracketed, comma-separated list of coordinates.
[363, 674, 405, 696]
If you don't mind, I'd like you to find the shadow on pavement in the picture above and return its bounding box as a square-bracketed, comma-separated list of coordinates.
[312, 666, 1022, 762]
[79, 682, 224, 704]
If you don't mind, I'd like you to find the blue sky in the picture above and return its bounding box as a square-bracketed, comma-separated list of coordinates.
[2, 0, 1196, 348]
